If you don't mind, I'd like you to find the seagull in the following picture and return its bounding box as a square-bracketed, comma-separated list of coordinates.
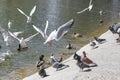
[99, 10, 103, 16]
[17, 5, 36, 23]
[77, 0, 93, 14]
[44, 19, 74, 45]
[1, 50, 12, 58]
[8, 20, 12, 29]
[0, 50, 12, 63]
[0, 22, 23, 47]
[8, 31, 39, 51]
[32, 20, 49, 40]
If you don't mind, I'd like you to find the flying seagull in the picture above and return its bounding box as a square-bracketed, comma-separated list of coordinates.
[77, 0, 93, 14]
[0, 21, 23, 47]
[8, 31, 39, 51]
[17, 5, 36, 23]
[44, 19, 74, 45]
[32, 20, 49, 40]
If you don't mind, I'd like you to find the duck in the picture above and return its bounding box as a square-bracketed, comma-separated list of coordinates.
[73, 32, 82, 38]
[66, 43, 73, 49]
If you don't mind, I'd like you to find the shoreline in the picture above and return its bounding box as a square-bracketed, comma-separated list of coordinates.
[2, 19, 120, 80]
[23, 25, 120, 80]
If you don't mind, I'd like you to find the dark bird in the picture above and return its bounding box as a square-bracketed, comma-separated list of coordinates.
[94, 36, 106, 44]
[109, 23, 120, 34]
[73, 52, 89, 71]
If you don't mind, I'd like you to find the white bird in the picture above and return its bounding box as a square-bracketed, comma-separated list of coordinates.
[32, 20, 49, 40]
[0, 23, 23, 47]
[44, 19, 74, 45]
[8, 20, 12, 29]
[0, 50, 12, 63]
[8, 31, 39, 51]
[77, 0, 93, 14]
[1, 50, 12, 58]
[17, 5, 36, 23]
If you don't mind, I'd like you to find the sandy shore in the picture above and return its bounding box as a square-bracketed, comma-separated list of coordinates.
[23, 30, 120, 80]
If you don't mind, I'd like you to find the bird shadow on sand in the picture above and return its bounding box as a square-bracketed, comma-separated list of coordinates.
[83, 68, 91, 72]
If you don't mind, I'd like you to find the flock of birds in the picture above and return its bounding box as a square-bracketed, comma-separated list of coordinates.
[0, 0, 99, 63]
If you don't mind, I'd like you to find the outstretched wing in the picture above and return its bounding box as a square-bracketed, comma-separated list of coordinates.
[44, 30, 57, 44]
[8, 20, 12, 29]
[56, 19, 74, 41]
[32, 25, 45, 38]
[0, 26, 8, 40]
[88, 4, 93, 11]
[44, 20, 49, 35]
[17, 8, 28, 18]
[0, 26, 5, 34]
[29, 5, 36, 16]
[24, 33, 39, 42]
[89, 0, 92, 6]
[8, 31, 20, 41]
[13, 31, 23, 36]
[77, 7, 89, 14]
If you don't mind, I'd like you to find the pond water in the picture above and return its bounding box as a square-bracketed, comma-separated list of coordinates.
[0, 0, 120, 80]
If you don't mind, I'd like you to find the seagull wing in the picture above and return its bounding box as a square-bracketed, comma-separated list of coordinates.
[0, 26, 8, 41]
[44, 20, 49, 35]
[8, 31, 20, 41]
[24, 33, 39, 42]
[56, 19, 74, 41]
[32, 25, 45, 38]
[13, 31, 23, 36]
[17, 8, 29, 18]
[8, 20, 12, 29]
[77, 7, 89, 14]
[29, 5, 36, 16]
[44, 30, 57, 44]
[89, 0, 92, 6]
[0, 26, 5, 34]
[88, 4, 93, 11]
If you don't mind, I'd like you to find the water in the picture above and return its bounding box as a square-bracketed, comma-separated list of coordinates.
[0, 0, 120, 79]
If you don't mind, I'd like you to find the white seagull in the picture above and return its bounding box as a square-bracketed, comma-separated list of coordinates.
[32, 20, 49, 40]
[77, 0, 93, 14]
[0, 21, 23, 46]
[17, 5, 36, 23]
[44, 19, 74, 45]
[8, 20, 12, 29]
[0, 50, 12, 63]
[8, 31, 39, 51]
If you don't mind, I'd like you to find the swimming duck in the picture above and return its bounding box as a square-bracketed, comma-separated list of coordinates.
[73, 32, 82, 38]
[66, 43, 73, 49]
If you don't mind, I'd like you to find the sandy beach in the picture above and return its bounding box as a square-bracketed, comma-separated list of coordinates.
[23, 30, 120, 80]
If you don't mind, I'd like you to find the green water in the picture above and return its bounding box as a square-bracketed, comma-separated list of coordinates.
[0, 0, 120, 80]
